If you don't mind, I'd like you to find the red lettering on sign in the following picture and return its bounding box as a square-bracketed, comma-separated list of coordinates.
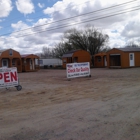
[68, 68, 75, 73]
[11, 72, 17, 81]
[76, 68, 80, 72]
[81, 67, 89, 72]
[0, 73, 3, 80]
[4, 72, 10, 82]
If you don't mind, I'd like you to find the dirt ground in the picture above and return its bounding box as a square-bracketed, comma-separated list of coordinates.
[0, 68, 140, 140]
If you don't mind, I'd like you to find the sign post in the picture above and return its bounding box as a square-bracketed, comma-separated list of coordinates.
[66, 62, 91, 79]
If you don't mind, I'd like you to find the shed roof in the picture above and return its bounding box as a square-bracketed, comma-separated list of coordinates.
[0, 48, 19, 53]
[94, 52, 106, 56]
[0, 48, 21, 57]
[62, 50, 81, 58]
[21, 54, 39, 58]
[21, 54, 32, 58]
[116, 47, 140, 52]
[0, 48, 21, 53]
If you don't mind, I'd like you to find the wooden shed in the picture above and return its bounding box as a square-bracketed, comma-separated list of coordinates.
[21, 54, 40, 72]
[94, 52, 107, 67]
[106, 48, 140, 68]
[62, 50, 91, 68]
[0, 48, 22, 72]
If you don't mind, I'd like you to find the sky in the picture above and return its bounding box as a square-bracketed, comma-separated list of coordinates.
[0, 0, 140, 54]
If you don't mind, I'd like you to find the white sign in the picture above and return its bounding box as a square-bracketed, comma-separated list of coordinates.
[0, 67, 18, 88]
[66, 62, 90, 78]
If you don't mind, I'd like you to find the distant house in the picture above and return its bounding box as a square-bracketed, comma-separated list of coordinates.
[62, 50, 91, 68]
[21, 54, 40, 72]
[94, 52, 107, 67]
[0, 48, 22, 72]
[106, 48, 140, 68]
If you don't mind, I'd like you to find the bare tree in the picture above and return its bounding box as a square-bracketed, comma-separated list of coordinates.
[125, 41, 139, 48]
[54, 25, 109, 65]
[40, 47, 53, 58]
[52, 42, 75, 59]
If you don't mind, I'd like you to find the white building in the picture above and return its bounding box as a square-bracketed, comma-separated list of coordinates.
[35, 58, 62, 68]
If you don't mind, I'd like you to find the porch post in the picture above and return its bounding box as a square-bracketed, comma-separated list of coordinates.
[94, 56, 96, 67]
[32, 58, 34, 70]
[101, 56, 104, 67]
[19, 58, 22, 72]
[9, 58, 12, 68]
[23, 58, 26, 72]
[37, 58, 39, 70]
[0, 59, 1, 67]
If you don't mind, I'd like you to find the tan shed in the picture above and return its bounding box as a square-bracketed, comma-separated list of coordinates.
[106, 48, 140, 68]
[62, 50, 91, 68]
[94, 52, 107, 67]
[0, 48, 22, 72]
[21, 54, 40, 72]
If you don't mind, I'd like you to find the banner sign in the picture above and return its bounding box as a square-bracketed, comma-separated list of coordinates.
[0, 67, 18, 88]
[66, 62, 90, 78]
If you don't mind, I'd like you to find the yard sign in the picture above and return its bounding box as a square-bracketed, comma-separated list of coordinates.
[66, 62, 90, 78]
[0, 67, 18, 88]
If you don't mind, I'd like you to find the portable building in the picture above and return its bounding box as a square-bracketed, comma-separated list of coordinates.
[106, 48, 140, 68]
[36, 58, 62, 68]
[21, 54, 40, 72]
[62, 50, 91, 68]
[94, 52, 107, 67]
[0, 48, 22, 72]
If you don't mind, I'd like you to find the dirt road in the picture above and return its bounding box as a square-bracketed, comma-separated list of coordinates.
[0, 68, 140, 140]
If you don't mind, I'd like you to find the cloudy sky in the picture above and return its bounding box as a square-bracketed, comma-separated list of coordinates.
[0, 0, 140, 54]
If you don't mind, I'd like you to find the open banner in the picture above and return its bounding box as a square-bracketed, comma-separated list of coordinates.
[0, 67, 19, 88]
[66, 62, 90, 78]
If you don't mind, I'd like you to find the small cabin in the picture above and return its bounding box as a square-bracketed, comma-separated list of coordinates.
[62, 50, 91, 68]
[0, 48, 22, 72]
[21, 54, 40, 72]
[106, 48, 140, 68]
[94, 52, 107, 67]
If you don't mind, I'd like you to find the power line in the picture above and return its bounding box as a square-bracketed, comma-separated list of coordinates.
[12, 5, 140, 36]
[0, 0, 139, 36]
[5, 6, 140, 39]
[1, 0, 139, 30]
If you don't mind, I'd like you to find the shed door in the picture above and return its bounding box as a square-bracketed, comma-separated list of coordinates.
[30, 59, 32, 70]
[2, 59, 8, 67]
[129, 53, 135, 67]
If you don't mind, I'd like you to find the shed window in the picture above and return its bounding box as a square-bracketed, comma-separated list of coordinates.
[63, 59, 66, 63]
[98, 57, 101, 62]
[9, 49, 13, 56]
[73, 57, 78, 62]
[12, 60, 15, 66]
[130, 54, 133, 60]
[3, 60, 8, 66]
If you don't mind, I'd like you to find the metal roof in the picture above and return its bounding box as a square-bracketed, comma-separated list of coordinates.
[21, 54, 32, 58]
[0, 48, 20, 54]
[21, 54, 39, 58]
[62, 49, 81, 58]
[62, 53, 73, 58]
[94, 52, 106, 56]
[116, 47, 140, 52]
